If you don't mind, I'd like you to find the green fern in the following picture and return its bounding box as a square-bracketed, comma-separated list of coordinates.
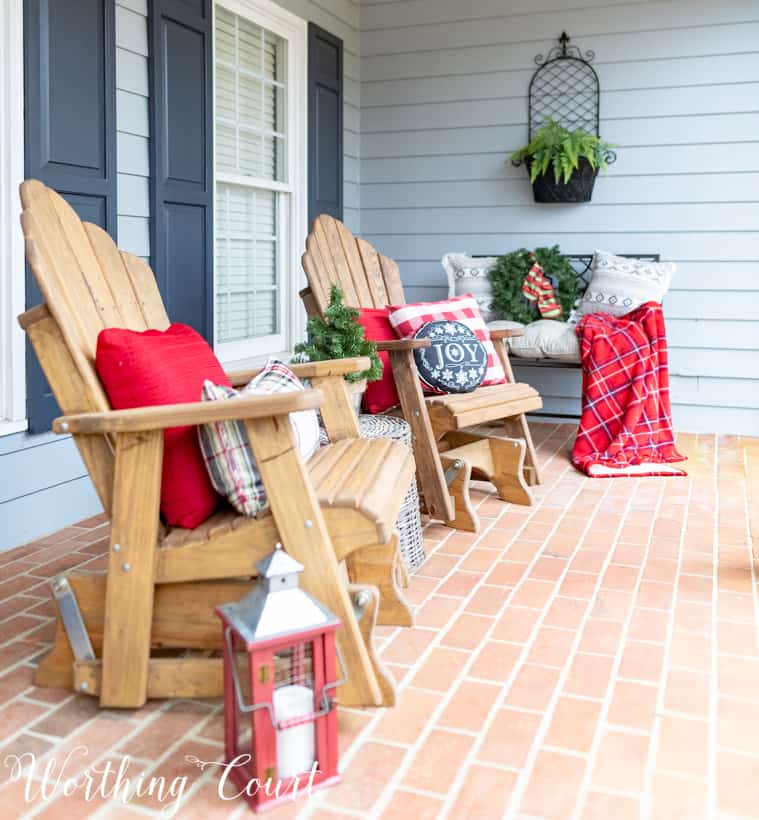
[510, 119, 615, 184]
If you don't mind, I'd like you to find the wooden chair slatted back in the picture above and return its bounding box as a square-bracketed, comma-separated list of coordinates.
[19, 180, 170, 418]
[20, 180, 173, 515]
[302, 215, 406, 311]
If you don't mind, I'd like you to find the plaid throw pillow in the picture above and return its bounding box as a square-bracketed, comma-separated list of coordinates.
[198, 360, 320, 517]
[388, 294, 507, 388]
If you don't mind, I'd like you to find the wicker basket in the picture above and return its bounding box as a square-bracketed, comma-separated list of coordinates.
[346, 378, 367, 416]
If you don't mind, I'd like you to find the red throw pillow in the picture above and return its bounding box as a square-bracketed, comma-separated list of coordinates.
[357, 307, 400, 413]
[387, 294, 507, 388]
[95, 323, 231, 528]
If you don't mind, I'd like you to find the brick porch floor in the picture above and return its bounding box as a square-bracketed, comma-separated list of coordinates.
[1, 423, 758, 819]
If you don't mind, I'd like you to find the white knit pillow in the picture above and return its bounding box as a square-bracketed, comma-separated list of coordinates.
[575, 251, 676, 319]
[442, 253, 499, 322]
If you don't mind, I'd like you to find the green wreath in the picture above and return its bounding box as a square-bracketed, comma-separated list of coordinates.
[488, 245, 581, 324]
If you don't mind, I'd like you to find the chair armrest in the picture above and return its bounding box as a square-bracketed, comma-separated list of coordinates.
[375, 339, 431, 352]
[226, 356, 370, 387]
[52, 390, 325, 435]
[289, 357, 371, 380]
[490, 328, 524, 340]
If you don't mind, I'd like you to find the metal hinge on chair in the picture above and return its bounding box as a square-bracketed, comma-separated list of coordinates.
[444, 458, 465, 486]
[50, 575, 95, 661]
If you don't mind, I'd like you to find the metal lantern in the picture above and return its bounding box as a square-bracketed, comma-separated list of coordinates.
[215, 544, 344, 813]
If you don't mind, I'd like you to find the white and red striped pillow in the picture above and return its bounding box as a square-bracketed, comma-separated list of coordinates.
[388, 294, 507, 387]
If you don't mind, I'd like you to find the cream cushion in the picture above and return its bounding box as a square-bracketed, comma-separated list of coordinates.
[576, 250, 676, 318]
[535, 321, 580, 362]
[489, 319, 580, 363]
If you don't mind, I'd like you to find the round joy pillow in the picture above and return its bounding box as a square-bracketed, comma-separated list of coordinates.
[413, 320, 488, 394]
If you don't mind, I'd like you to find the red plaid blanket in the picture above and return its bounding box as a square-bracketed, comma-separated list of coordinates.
[572, 302, 687, 477]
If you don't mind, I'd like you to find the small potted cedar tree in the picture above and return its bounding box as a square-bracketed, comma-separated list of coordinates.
[510, 118, 615, 203]
[294, 285, 383, 413]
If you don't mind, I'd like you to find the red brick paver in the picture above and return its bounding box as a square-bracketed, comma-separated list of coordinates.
[0, 426, 758, 818]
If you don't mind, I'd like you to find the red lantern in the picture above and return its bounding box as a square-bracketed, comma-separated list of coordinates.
[215, 544, 344, 813]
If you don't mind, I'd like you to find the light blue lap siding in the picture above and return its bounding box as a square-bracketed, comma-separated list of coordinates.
[116, 0, 151, 255]
[0, 434, 102, 552]
[359, 0, 759, 435]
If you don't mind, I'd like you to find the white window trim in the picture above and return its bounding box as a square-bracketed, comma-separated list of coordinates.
[0, 0, 28, 437]
[212, 0, 308, 370]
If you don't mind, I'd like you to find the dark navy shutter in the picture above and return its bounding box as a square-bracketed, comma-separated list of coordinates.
[23, 0, 117, 433]
[149, 0, 214, 340]
[308, 23, 343, 225]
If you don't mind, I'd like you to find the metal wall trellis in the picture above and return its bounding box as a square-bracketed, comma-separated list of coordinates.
[525, 31, 616, 164]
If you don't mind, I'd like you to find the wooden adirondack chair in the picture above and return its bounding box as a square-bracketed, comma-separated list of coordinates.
[18, 180, 415, 709]
[301, 215, 544, 532]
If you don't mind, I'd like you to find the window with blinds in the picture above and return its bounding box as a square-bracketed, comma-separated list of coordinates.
[214, 3, 290, 356]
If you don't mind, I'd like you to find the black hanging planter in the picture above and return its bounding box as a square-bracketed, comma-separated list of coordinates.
[527, 157, 599, 203]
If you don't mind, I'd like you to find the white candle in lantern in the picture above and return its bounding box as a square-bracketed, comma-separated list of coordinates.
[273, 684, 315, 780]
